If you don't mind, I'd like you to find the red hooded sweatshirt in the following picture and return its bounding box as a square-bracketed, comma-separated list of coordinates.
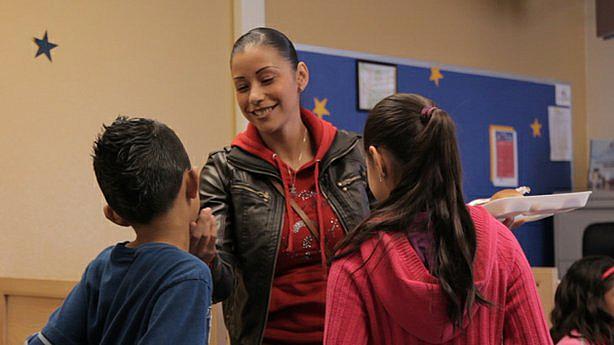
[232, 108, 344, 345]
[324, 206, 553, 345]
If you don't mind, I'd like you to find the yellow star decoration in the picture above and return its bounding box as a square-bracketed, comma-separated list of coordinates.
[530, 118, 542, 137]
[429, 67, 444, 87]
[312, 97, 330, 118]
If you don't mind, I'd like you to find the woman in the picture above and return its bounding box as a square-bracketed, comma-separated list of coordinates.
[191, 27, 371, 345]
[324, 94, 552, 344]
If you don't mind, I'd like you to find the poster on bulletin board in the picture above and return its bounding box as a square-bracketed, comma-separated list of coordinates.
[490, 125, 518, 187]
[295, 43, 573, 266]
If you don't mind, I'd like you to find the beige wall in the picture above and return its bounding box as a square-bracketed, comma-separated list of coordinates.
[586, 0, 614, 141]
[2, 0, 608, 281]
[0, 0, 234, 280]
[267, 0, 588, 190]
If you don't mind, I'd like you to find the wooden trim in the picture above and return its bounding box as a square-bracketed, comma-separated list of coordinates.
[0, 278, 229, 345]
[1, 287, 6, 345]
[532, 267, 558, 327]
[0, 278, 76, 299]
[0, 278, 77, 345]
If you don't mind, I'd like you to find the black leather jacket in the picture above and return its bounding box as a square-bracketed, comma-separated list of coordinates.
[199, 130, 370, 345]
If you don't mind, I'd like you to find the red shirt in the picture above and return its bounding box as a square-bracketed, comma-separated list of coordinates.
[232, 109, 342, 345]
[264, 161, 345, 345]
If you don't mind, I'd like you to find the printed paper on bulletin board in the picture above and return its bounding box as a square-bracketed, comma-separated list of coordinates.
[490, 125, 518, 187]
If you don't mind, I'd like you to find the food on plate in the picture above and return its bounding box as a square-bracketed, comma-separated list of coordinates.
[491, 189, 523, 200]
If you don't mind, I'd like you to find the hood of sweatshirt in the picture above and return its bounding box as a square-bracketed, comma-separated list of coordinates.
[232, 108, 338, 272]
[360, 206, 498, 343]
[231, 107, 336, 167]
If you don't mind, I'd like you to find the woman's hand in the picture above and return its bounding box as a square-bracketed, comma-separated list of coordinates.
[190, 208, 218, 264]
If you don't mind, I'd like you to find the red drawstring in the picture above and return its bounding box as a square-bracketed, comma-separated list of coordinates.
[314, 160, 328, 277]
[275, 154, 327, 276]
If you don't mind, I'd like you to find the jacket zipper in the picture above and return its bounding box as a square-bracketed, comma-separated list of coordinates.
[231, 184, 270, 201]
[258, 197, 284, 345]
[228, 159, 281, 182]
[321, 137, 360, 234]
[320, 187, 350, 235]
[336, 175, 363, 191]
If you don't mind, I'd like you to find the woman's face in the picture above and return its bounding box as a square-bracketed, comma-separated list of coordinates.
[231, 45, 307, 135]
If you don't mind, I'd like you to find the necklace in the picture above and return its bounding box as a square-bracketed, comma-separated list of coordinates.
[287, 127, 308, 196]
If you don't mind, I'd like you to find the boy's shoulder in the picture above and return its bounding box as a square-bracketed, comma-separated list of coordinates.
[86, 242, 211, 289]
[83, 244, 118, 277]
[131, 243, 212, 284]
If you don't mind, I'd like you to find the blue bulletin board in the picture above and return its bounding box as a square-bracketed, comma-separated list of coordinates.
[297, 44, 572, 266]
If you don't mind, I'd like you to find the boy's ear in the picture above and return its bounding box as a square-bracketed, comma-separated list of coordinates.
[103, 205, 130, 227]
[185, 168, 199, 200]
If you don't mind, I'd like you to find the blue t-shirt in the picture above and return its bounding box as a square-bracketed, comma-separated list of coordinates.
[27, 242, 212, 345]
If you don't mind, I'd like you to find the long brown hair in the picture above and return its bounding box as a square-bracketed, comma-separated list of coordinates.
[334, 93, 487, 327]
[550, 256, 614, 344]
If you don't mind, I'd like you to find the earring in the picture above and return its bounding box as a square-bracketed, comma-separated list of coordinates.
[378, 174, 384, 183]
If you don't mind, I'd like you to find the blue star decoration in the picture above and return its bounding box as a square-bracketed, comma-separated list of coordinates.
[34, 31, 58, 62]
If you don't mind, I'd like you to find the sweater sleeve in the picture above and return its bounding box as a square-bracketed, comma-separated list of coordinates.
[324, 259, 369, 345]
[502, 243, 553, 345]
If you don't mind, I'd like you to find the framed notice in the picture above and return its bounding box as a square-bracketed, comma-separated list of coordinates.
[588, 139, 614, 190]
[490, 125, 518, 187]
[356, 60, 397, 111]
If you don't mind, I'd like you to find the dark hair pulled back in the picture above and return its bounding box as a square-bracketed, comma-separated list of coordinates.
[335, 93, 488, 327]
[231, 27, 298, 69]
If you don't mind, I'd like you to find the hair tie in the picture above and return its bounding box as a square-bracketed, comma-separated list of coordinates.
[602, 266, 614, 280]
[420, 106, 438, 121]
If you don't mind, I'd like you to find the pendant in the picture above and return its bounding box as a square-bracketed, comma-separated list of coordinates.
[290, 184, 297, 196]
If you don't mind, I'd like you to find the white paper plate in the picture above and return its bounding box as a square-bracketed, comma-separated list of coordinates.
[482, 191, 592, 223]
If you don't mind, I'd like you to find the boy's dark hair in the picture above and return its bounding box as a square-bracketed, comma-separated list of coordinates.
[334, 93, 488, 327]
[93, 116, 191, 224]
[230, 27, 298, 70]
[550, 255, 614, 344]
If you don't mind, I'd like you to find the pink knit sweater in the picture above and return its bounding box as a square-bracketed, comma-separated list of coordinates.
[324, 206, 553, 345]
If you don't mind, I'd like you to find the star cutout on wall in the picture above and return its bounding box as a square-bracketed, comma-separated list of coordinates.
[34, 31, 58, 62]
[530, 118, 542, 137]
[429, 67, 444, 87]
[312, 97, 330, 118]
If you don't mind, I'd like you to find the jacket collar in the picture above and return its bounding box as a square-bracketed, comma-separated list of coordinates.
[228, 108, 360, 178]
[228, 130, 359, 178]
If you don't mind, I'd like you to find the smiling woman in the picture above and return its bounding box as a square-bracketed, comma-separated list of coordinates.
[189, 27, 371, 345]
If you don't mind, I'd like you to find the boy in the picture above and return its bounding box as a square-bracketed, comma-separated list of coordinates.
[27, 116, 214, 344]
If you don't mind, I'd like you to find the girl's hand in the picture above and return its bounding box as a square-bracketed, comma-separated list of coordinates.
[502, 216, 526, 230]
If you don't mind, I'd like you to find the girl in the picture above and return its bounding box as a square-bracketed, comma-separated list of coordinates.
[324, 93, 552, 344]
[550, 256, 614, 345]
